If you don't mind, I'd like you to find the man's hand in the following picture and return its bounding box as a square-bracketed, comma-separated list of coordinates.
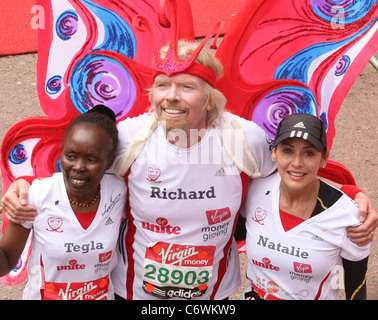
[1, 179, 37, 224]
[347, 192, 378, 246]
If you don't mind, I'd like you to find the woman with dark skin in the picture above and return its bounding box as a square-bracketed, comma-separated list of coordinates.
[0, 106, 126, 300]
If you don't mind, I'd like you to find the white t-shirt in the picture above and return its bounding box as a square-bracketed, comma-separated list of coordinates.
[242, 173, 370, 300]
[22, 173, 126, 300]
[112, 112, 275, 299]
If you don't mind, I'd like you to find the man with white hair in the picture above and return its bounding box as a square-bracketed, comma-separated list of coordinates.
[111, 40, 275, 299]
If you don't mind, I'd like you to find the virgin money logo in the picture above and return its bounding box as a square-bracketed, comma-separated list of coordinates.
[293, 262, 312, 273]
[99, 251, 112, 263]
[205, 207, 231, 225]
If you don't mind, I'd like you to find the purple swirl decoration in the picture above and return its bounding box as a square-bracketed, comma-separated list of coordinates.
[335, 55, 350, 76]
[70, 54, 136, 120]
[56, 10, 79, 41]
[46, 75, 63, 94]
[319, 112, 328, 129]
[252, 86, 318, 139]
[9, 144, 28, 164]
[12, 258, 22, 272]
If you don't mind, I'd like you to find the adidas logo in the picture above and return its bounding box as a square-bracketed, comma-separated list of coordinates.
[311, 235, 323, 242]
[215, 168, 226, 176]
[105, 217, 114, 225]
[294, 122, 306, 129]
[215, 166, 239, 176]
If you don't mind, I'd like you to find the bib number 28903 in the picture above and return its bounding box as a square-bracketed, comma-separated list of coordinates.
[142, 242, 215, 299]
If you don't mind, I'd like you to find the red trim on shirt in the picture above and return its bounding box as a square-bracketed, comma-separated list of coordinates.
[74, 211, 97, 230]
[124, 171, 136, 300]
[210, 172, 250, 299]
[314, 270, 331, 300]
[279, 210, 305, 232]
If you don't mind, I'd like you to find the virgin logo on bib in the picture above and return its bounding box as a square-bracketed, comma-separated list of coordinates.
[42, 276, 110, 300]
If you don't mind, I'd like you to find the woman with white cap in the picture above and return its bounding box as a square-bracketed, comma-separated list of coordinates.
[241, 113, 370, 300]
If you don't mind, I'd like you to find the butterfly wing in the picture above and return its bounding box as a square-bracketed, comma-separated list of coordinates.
[0, 0, 194, 286]
[216, 0, 378, 148]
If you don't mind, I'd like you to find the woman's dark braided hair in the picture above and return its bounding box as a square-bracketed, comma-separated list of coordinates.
[64, 105, 119, 157]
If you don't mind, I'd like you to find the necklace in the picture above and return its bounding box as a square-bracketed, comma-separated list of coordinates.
[280, 192, 319, 219]
[69, 185, 101, 208]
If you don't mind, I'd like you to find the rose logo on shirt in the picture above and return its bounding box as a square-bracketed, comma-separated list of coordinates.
[46, 217, 63, 232]
[147, 167, 162, 183]
[252, 207, 267, 225]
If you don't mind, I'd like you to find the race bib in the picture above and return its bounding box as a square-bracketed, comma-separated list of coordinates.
[42, 275, 110, 300]
[142, 242, 216, 299]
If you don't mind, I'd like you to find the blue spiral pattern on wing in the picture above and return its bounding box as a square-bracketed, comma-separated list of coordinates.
[56, 10, 79, 41]
[9, 144, 28, 164]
